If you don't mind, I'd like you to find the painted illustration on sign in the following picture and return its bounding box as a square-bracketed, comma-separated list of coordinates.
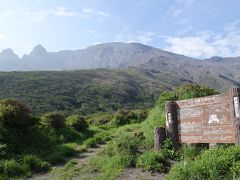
[208, 114, 219, 124]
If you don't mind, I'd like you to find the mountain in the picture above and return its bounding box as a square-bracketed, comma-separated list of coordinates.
[0, 42, 239, 115]
[0, 42, 197, 70]
[0, 48, 20, 71]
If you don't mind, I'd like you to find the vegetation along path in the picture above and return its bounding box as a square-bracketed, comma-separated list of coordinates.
[30, 144, 106, 180]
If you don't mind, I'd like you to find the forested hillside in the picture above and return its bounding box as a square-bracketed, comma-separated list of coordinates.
[0, 60, 238, 116]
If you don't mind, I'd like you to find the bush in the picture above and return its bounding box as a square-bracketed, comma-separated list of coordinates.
[0, 99, 35, 128]
[22, 154, 50, 174]
[112, 109, 139, 126]
[41, 112, 65, 129]
[66, 115, 88, 131]
[0, 143, 7, 158]
[1, 159, 24, 178]
[84, 137, 98, 148]
[162, 139, 180, 160]
[137, 150, 166, 172]
[46, 144, 77, 164]
[138, 110, 148, 121]
[167, 146, 240, 180]
[182, 145, 202, 161]
[175, 84, 218, 100]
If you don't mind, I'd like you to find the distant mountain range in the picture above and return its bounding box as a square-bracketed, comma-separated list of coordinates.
[0, 42, 239, 92]
[0, 42, 239, 114]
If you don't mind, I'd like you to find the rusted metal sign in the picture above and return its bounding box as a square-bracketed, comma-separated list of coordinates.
[165, 88, 240, 145]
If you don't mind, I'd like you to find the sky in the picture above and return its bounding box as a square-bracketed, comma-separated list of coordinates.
[0, 0, 240, 59]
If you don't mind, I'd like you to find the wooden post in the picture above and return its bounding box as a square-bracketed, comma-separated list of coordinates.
[230, 88, 240, 145]
[154, 127, 166, 150]
[165, 101, 179, 148]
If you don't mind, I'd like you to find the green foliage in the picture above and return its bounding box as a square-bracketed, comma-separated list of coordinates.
[88, 113, 113, 126]
[1, 159, 24, 178]
[182, 145, 202, 161]
[89, 133, 143, 179]
[41, 112, 65, 129]
[162, 139, 180, 160]
[84, 137, 98, 148]
[141, 106, 165, 149]
[0, 99, 36, 128]
[157, 91, 177, 108]
[22, 154, 50, 174]
[0, 70, 160, 116]
[167, 146, 240, 180]
[46, 144, 77, 164]
[0, 143, 7, 158]
[175, 84, 218, 100]
[112, 109, 136, 126]
[66, 115, 88, 131]
[136, 150, 166, 172]
[112, 109, 147, 126]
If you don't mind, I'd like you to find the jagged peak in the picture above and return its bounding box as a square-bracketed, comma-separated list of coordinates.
[0, 48, 19, 59]
[29, 44, 47, 57]
[1, 48, 14, 54]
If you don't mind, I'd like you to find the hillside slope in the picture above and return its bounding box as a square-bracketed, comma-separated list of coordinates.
[0, 62, 238, 116]
[0, 42, 239, 115]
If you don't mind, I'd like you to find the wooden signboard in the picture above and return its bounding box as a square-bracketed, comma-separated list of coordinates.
[165, 88, 240, 146]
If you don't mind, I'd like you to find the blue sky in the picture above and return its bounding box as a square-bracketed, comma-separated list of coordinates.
[0, 0, 240, 59]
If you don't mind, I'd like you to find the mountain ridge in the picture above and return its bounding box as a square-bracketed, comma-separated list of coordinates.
[0, 42, 199, 71]
[0, 42, 239, 93]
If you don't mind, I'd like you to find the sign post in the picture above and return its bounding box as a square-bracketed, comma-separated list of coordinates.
[165, 101, 179, 148]
[165, 88, 240, 145]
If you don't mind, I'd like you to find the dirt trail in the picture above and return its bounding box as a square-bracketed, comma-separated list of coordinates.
[30, 144, 168, 180]
[30, 144, 105, 180]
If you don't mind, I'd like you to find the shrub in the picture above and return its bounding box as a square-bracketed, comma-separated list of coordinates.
[138, 110, 148, 121]
[137, 150, 166, 172]
[0, 99, 35, 128]
[0, 143, 7, 158]
[182, 145, 202, 161]
[41, 112, 65, 129]
[1, 159, 24, 177]
[66, 115, 88, 131]
[46, 144, 77, 164]
[167, 146, 240, 180]
[175, 84, 218, 100]
[102, 133, 142, 167]
[157, 91, 177, 108]
[162, 139, 180, 160]
[22, 154, 50, 174]
[84, 137, 98, 148]
[112, 109, 139, 126]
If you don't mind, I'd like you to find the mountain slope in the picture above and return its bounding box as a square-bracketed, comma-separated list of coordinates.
[0, 42, 239, 115]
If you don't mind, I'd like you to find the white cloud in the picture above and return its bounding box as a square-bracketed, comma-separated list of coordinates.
[115, 31, 156, 44]
[26, 11, 48, 23]
[80, 8, 110, 21]
[51, 7, 77, 17]
[24, 7, 110, 23]
[0, 33, 7, 40]
[164, 22, 240, 58]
